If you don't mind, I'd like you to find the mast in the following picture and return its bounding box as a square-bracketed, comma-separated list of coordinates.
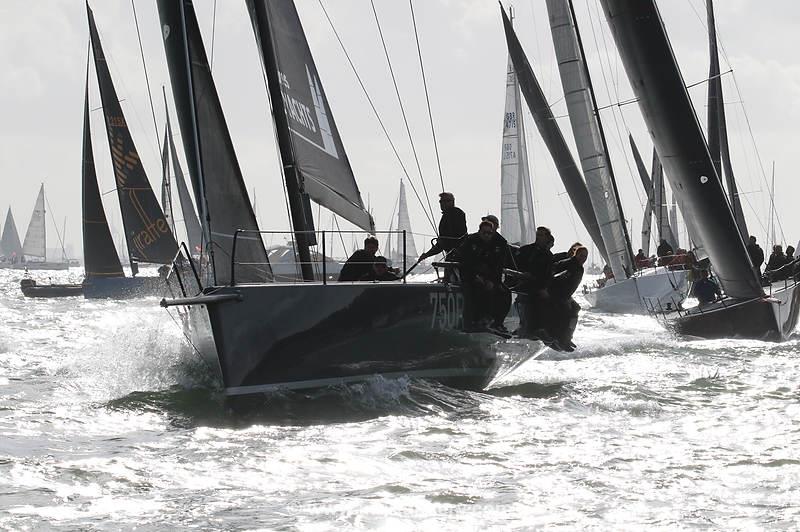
[246, 0, 313, 281]
[500, 5, 609, 262]
[601, 0, 761, 299]
[546, 0, 634, 277]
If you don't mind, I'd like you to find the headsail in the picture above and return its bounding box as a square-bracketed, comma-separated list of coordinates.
[500, 6, 608, 262]
[601, 0, 761, 299]
[82, 74, 124, 278]
[629, 135, 653, 255]
[546, 0, 634, 278]
[87, 4, 178, 267]
[669, 202, 680, 248]
[160, 126, 176, 236]
[394, 180, 418, 265]
[165, 104, 203, 257]
[1, 208, 23, 261]
[246, 0, 373, 233]
[501, 50, 536, 246]
[706, 0, 747, 240]
[22, 185, 46, 260]
[158, 0, 270, 284]
[651, 149, 677, 248]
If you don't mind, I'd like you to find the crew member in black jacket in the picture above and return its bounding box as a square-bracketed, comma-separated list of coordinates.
[514, 226, 554, 337]
[339, 236, 380, 281]
[419, 192, 468, 260]
[548, 246, 588, 349]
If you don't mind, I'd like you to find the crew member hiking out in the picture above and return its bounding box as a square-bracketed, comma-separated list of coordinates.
[456, 220, 511, 332]
[548, 245, 588, 351]
[339, 236, 380, 281]
[419, 192, 467, 261]
[513, 226, 554, 339]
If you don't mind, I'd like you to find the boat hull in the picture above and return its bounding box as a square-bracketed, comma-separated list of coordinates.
[185, 282, 544, 395]
[669, 281, 800, 341]
[6, 262, 70, 271]
[82, 276, 167, 299]
[20, 282, 84, 298]
[584, 269, 688, 314]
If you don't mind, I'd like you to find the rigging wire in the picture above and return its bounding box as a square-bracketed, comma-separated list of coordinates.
[130, 0, 161, 154]
[370, 0, 437, 228]
[317, 0, 436, 233]
[408, 1, 445, 193]
[210, 0, 218, 71]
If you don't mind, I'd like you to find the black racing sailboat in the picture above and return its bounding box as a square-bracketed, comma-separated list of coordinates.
[83, 3, 179, 298]
[602, 0, 800, 340]
[159, 0, 545, 396]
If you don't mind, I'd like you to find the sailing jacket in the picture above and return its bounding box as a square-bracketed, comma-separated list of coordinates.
[423, 206, 467, 257]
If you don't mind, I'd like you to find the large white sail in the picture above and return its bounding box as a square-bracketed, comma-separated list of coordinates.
[500, 55, 535, 245]
[22, 184, 46, 260]
[547, 0, 633, 279]
[394, 180, 418, 266]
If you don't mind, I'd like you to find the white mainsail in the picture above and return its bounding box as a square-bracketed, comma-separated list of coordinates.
[394, 180, 418, 265]
[500, 54, 535, 246]
[22, 184, 46, 260]
[547, 0, 632, 278]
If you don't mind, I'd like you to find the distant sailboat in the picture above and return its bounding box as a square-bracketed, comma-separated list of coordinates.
[500, 10, 535, 246]
[390, 179, 418, 269]
[0, 208, 23, 266]
[12, 185, 69, 271]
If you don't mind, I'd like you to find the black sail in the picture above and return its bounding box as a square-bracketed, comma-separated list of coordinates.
[707, 0, 747, 240]
[161, 126, 176, 235]
[246, 0, 374, 233]
[82, 77, 124, 278]
[500, 7, 607, 261]
[87, 4, 177, 266]
[600, 0, 761, 299]
[1, 208, 23, 260]
[158, 0, 270, 284]
[166, 109, 203, 256]
[629, 134, 654, 255]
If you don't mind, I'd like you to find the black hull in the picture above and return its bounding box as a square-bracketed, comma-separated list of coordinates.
[20, 283, 84, 298]
[185, 283, 544, 396]
[83, 276, 166, 299]
[668, 282, 800, 341]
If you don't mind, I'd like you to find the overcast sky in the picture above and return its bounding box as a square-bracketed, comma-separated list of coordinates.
[2, 0, 798, 262]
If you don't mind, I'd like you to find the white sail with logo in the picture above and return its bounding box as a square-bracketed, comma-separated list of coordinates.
[500, 53, 535, 245]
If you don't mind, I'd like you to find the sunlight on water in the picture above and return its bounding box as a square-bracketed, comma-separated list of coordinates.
[1, 268, 799, 528]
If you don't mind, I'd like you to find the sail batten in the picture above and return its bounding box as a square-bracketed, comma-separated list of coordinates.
[82, 73, 124, 279]
[501, 53, 536, 246]
[87, 4, 178, 266]
[158, 0, 270, 284]
[547, 0, 633, 278]
[500, 7, 608, 262]
[601, 0, 761, 299]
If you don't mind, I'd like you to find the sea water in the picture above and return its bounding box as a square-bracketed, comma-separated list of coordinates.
[1, 268, 799, 529]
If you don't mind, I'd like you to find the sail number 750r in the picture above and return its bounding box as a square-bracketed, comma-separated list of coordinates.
[430, 292, 464, 331]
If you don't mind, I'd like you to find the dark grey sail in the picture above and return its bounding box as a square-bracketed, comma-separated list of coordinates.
[629, 135, 653, 255]
[500, 6, 608, 262]
[1, 208, 23, 260]
[158, 0, 270, 285]
[707, 0, 747, 240]
[651, 148, 676, 248]
[82, 76, 124, 279]
[87, 4, 178, 267]
[246, 0, 374, 234]
[160, 126, 176, 236]
[600, 0, 761, 299]
[165, 107, 203, 256]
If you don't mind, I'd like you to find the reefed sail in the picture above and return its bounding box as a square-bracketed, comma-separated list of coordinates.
[158, 0, 270, 284]
[22, 185, 46, 260]
[88, 5, 177, 266]
[501, 53, 536, 246]
[247, 0, 373, 233]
